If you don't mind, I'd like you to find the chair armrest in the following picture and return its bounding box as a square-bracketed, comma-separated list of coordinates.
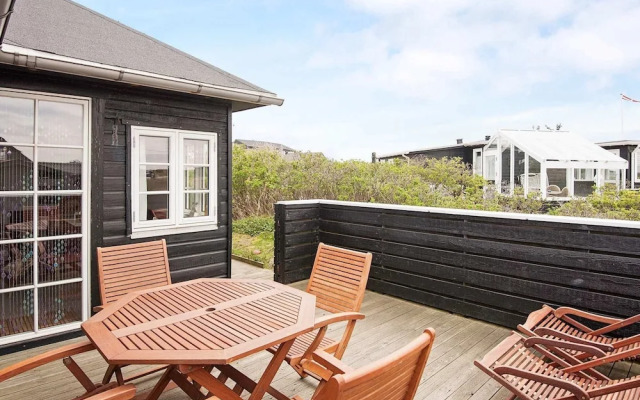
[533, 327, 614, 353]
[307, 350, 355, 376]
[493, 366, 590, 400]
[86, 384, 136, 400]
[555, 307, 621, 325]
[0, 339, 95, 382]
[591, 314, 640, 336]
[313, 312, 365, 330]
[92, 305, 104, 313]
[524, 336, 606, 358]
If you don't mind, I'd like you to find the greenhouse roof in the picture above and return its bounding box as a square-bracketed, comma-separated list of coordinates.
[487, 130, 628, 169]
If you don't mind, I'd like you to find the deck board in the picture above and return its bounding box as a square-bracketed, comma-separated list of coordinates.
[0, 260, 634, 399]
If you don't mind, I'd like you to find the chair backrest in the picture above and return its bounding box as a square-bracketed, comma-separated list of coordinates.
[97, 239, 171, 306]
[306, 243, 372, 314]
[315, 328, 435, 400]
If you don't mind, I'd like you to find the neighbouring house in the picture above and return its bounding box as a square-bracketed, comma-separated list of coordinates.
[483, 130, 628, 199]
[0, 0, 283, 349]
[373, 137, 490, 175]
[234, 139, 300, 160]
[597, 140, 640, 189]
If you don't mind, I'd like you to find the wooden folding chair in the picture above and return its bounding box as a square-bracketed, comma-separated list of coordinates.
[476, 332, 640, 400]
[268, 243, 372, 379]
[0, 339, 136, 400]
[293, 328, 435, 400]
[518, 305, 640, 377]
[95, 239, 172, 385]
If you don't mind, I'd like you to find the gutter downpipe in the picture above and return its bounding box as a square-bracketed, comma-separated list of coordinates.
[0, 44, 284, 108]
[0, 0, 15, 45]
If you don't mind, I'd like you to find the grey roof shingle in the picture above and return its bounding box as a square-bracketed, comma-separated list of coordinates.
[3, 0, 274, 95]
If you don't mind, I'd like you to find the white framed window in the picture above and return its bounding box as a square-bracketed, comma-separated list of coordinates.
[131, 126, 217, 238]
[574, 169, 595, 181]
[472, 148, 483, 176]
[635, 148, 640, 182]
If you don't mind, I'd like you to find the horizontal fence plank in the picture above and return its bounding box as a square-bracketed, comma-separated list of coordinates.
[274, 200, 640, 331]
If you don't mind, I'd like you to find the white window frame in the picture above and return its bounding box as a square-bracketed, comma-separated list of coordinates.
[472, 148, 483, 176]
[635, 147, 640, 186]
[0, 88, 90, 346]
[131, 126, 217, 239]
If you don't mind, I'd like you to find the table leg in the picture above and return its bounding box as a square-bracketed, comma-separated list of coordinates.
[248, 338, 295, 400]
[144, 366, 174, 400]
[187, 368, 242, 400]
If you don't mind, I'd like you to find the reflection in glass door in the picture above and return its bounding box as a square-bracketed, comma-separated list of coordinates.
[0, 90, 88, 345]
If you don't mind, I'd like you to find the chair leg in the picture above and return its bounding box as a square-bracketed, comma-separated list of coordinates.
[102, 365, 117, 385]
[292, 363, 308, 379]
[63, 356, 97, 393]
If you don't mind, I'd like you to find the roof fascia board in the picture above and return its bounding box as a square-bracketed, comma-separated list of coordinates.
[545, 160, 628, 169]
[0, 43, 284, 108]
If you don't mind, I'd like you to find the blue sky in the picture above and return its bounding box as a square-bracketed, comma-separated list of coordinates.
[76, 0, 640, 160]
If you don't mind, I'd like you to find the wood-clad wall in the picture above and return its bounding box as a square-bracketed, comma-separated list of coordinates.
[1, 67, 232, 312]
[274, 201, 640, 330]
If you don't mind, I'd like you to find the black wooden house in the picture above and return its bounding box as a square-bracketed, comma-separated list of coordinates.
[0, 0, 283, 349]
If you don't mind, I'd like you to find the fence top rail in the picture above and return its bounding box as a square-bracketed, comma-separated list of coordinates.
[276, 199, 640, 230]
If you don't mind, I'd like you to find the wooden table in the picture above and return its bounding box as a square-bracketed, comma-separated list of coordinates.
[82, 279, 316, 400]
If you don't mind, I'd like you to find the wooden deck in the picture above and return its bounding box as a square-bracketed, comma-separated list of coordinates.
[1, 260, 637, 400]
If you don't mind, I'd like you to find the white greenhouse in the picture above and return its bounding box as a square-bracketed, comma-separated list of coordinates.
[482, 130, 628, 199]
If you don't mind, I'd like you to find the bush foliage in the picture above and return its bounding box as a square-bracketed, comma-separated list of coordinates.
[232, 145, 640, 221]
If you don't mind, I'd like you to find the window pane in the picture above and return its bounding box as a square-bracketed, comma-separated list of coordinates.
[184, 167, 209, 190]
[0, 242, 34, 289]
[38, 238, 82, 283]
[0, 146, 33, 191]
[38, 195, 82, 237]
[38, 101, 83, 146]
[184, 193, 209, 218]
[38, 282, 82, 329]
[38, 148, 82, 191]
[1, 196, 35, 240]
[0, 96, 34, 144]
[0, 289, 34, 337]
[140, 165, 169, 191]
[184, 139, 209, 164]
[140, 194, 169, 221]
[140, 136, 169, 163]
[528, 156, 541, 193]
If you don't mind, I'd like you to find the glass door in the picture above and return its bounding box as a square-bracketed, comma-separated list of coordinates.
[0, 90, 89, 345]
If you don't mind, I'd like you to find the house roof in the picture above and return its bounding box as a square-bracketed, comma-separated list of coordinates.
[0, 0, 283, 111]
[376, 139, 488, 159]
[234, 139, 297, 152]
[487, 130, 628, 169]
[597, 140, 640, 147]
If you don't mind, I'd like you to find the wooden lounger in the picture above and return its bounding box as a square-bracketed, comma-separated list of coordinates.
[518, 305, 640, 377]
[476, 332, 640, 400]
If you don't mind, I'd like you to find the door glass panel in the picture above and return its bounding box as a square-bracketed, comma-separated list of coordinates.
[528, 157, 541, 193]
[38, 102, 83, 146]
[0, 146, 33, 191]
[38, 238, 82, 283]
[38, 282, 82, 329]
[184, 139, 209, 164]
[1, 196, 34, 240]
[140, 194, 169, 221]
[0, 97, 34, 144]
[0, 242, 34, 289]
[0, 289, 34, 337]
[37, 195, 82, 237]
[38, 148, 82, 191]
[140, 136, 169, 163]
[184, 193, 209, 218]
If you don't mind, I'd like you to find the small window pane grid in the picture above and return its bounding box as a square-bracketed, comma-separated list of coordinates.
[132, 127, 217, 236]
[0, 91, 88, 344]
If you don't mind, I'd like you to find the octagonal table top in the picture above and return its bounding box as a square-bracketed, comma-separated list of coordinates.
[82, 279, 316, 365]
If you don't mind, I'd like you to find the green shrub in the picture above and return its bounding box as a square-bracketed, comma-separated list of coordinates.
[232, 216, 274, 236]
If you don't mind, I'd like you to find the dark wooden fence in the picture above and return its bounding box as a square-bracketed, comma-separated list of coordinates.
[274, 200, 640, 330]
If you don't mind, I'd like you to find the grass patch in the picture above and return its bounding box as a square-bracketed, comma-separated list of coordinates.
[232, 231, 274, 269]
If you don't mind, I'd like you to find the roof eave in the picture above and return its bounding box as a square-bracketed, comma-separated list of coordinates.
[0, 43, 284, 111]
[0, 0, 14, 45]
